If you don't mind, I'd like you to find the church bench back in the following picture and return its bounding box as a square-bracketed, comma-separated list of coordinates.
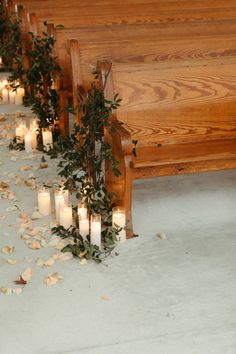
[11, 0, 236, 29]
[103, 58, 236, 147]
[51, 21, 236, 91]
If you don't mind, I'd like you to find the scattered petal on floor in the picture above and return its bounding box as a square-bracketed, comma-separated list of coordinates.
[40, 162, 48, 169]
[19, 165, 32, 171]
[157, 232, 167, 240]
[12, 288, 23, 295]
[0, 287, 12, 295]
[44, 272, 63, 286]
[28, 240, 41, 250]
[53, 253, 73, 262]
[36, 257, 55, 267]
[21, 267, 33, 282]
[7, 259, 17, 265]
[79, 258, 88, 266]
[101, 294, 109, 301]
[2, 245, 15, 254]
[31, 211, 42, 220]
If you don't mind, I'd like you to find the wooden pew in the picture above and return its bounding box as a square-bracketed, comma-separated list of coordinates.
[98, 58, 236, 236]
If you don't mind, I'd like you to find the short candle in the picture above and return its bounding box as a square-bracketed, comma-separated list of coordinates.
[15, 88, 24, 105]
[90, 214, 101, 249]
[112, 207, 126, 242]
[9, 90, 16, 104]
[42, 129, 53, 151]
[38, 188, 51, 216]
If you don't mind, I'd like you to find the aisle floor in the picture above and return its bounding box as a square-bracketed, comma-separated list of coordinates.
[0, 102, 236, 354]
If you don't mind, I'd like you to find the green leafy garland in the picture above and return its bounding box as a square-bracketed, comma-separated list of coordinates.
[50, 82, 123, 262]
[10, 23, 61, 132]
[0, 0, 22, 71]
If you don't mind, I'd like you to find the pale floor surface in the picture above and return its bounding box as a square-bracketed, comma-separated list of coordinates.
[0, 100, 236, 354]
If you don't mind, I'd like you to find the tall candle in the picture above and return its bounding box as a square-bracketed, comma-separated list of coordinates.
[24, 131, 33, 153]
[58, 188, 69, 205]
[29, 118, 38, 149]
[38, 188, 51, 216]
[42, 129, 53, 151]
[31, 130, 37, 149]
[79, 217, 89, 241]
[112, 207, 126, 242]
[90, 214, 101, 249]
[60, 204, 73, 229]
[2, 88, 8, 103]
[54, 189, 66, 222]
[30, 118, 38, 131]
[15, 122, 26, 143]
[77, 203, 87, 219]
[9, 90, 16, 104]
[0, 57, 2, 67]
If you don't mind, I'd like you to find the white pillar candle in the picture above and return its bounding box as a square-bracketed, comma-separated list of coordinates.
[54, 189, 66, 222]
[112, 207, 126, 242]
[77, 203, 87, 219]
[2, 80, 8, 88]
[9, 90, 16, 104]
[79, 217, 89, 241]
[64, 189, 69, 204]
[38, 188, 51, 216]
[24, 131, 33, 153]
[90, 214, 101, 249]
[15, 122, 26, 143]
[0, 57, 2, 67]
[42, 129, 53, 151]
[30, 118, 38, 131]
[31, 130, 37, 149]
[2, 88, 8, 103]
[60, 204, 73, 229]
[15, 88, 23, 105]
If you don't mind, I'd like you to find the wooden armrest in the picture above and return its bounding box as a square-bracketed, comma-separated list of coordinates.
[109, 119, 133, 157]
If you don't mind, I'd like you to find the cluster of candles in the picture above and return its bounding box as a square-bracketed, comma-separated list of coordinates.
[15, 118, 53, 152]
[0, 79, 25, 105]
[37, 188, 126, 248]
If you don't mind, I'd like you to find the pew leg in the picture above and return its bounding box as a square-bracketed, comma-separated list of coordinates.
[106, 153, 134, 238]
[58, 90, 69, 135]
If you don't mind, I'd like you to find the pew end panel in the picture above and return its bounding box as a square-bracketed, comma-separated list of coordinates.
[98, 61, 134, 237]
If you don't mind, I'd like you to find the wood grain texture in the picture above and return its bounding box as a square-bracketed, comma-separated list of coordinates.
[12, 1, 236, 28]
[54, 20, 236, 88]
[110, 59, 236, 145]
